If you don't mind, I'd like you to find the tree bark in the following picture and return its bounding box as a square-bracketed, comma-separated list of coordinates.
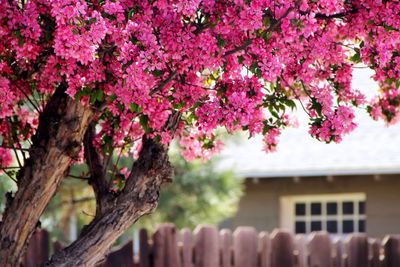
[0, 85, 93, 266]
[44, 137, 173, 267]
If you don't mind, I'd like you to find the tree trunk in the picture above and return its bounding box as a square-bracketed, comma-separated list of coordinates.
[44, 138, 173, 266]
[0, 86, 93, 266]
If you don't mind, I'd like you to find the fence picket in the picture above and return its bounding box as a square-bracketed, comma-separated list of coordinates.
[233, 227, 258, 267]
[294, 234, 307, 267]
[369, 238, 381, 267]
[333, 239, 344, 267]
[383, 235, 400, 267]
[270, 229, 295, 267]
[308, 231, 332, 267]
[194, 225, 219, 267]
[23, 229, 49, 267]
[139, 228, 151, 267]
[181, 228, 194, 267]
[346, 234, 368, 267]
[259, 232, 271, 267]
[102, 240, 134, 267]
[220, 229, 233, 267]
[153, 223, 181, 267]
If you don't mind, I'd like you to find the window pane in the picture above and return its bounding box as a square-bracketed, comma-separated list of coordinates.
[343, 202, 354, 215]
[327, 202, 337, 215]
[327, 220, 338, 233]
[359, 220, 366, 232]
[295, 203, 306, 216]
[295, 221, 306, 234]
[311, 221, 322, 231]
[359, 202, 366, 215]
[343, 220, 354, 233]
[311, 202, 321, 215]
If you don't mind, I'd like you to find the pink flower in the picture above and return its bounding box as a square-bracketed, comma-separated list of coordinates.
[0, 148, 13, 171]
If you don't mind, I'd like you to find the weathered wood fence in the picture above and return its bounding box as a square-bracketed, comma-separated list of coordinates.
[22, 224, 400, 267]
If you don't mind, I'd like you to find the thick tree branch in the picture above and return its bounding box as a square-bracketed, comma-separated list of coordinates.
[0, 84, 93, 266]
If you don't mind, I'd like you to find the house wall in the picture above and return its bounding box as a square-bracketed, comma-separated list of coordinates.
[233, 174, 400, 238]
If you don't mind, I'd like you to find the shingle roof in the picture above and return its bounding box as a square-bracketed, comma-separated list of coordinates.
[218, 69, 400, 178]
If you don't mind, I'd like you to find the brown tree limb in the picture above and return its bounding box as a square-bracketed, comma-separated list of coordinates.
[0, 84, 93, 266]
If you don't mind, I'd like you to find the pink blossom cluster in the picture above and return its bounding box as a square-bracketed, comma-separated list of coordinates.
[1, 0, 400, 170]
[310, 106, 356, 143]
[0, 147, 12, 174]
[262, 128, 281, 153]
[196, 77, 264, 133]
[179, 129, 223, 161]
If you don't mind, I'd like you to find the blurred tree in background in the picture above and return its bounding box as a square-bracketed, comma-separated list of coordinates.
[138, 149, 242, 230]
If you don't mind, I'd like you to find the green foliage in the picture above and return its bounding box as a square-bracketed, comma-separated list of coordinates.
[0, 174, 17, 214]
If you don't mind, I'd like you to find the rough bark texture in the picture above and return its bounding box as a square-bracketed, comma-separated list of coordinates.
[44, 137, 173, 267]
[0, 85, 93, 266]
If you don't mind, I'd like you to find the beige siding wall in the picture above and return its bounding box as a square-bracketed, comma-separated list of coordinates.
[233, 174, 400, 238]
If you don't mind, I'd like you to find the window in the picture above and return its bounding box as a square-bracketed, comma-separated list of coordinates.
[280, 193, 366, 235]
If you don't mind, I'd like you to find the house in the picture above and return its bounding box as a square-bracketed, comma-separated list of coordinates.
[219, 110, 400, 238]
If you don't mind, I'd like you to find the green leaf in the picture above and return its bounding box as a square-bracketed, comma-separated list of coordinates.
[129, 102, 141, 113]
[349, 48, 361, 63]
[216, 35, 225, 49]
[139, 115, 150, 133]
[384, 24, 397, 32]
[108, 93, 117, 101]
[152, 69, 164, 77]
[18, 38, 23, 47]
[96, 90, 104, 101]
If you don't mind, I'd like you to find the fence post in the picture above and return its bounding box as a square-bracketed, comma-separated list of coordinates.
[103, 240, 134, 267]
[270, 229, 295, 267]
[308, 231, 332, 267]
[369, 238, 381, 267]
[139, 228, 151, 267]
[346, 234, 368, 267]
[233, 227, 258, 267]
[153, 223, 181, 267]
[181, 228, 193, 267]
[220, 229, 233, 267]
[193, 225, 219, 267]
[259, 232, 271, 267]
[294, 234, 307, 267]
[23, 229, 49, 267]
[382, 235, 400, 267]
[333, 239, 344, 267]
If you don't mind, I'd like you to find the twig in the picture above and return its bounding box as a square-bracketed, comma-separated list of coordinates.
[67, 174, 89, 180]
[0, 169, 17, 183]
[150, 71, 177, 95]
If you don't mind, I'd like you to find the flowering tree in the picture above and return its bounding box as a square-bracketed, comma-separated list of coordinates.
[0, 0, 399, 265]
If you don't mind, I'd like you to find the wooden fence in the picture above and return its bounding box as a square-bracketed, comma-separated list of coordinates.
[22, 224, 400, 267]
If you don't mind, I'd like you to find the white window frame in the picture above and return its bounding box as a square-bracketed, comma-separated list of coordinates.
[280, 193, 366, 235]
